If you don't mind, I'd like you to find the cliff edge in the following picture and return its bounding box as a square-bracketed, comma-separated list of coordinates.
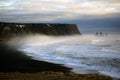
[0, 22, 80, 39]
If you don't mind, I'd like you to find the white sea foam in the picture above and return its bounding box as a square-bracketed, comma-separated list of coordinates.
[8, 34, 120, 79]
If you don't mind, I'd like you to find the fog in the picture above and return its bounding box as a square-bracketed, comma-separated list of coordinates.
[6, 34, 120, 79]
[7, 34, 113, 46]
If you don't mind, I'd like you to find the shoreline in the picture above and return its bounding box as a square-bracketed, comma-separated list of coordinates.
[0, 43, 114, 80]
[0, 43, 71, 73]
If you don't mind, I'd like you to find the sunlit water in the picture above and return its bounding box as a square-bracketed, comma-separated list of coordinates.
[8, 34, 120, 79]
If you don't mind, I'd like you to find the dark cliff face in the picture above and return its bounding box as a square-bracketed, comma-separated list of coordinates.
[0, 22, 80, 39]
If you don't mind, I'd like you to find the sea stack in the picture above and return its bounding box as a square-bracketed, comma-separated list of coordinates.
[0, 22, 80, 39]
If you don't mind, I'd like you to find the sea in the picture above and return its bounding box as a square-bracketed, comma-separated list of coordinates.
[8, 26, 120, 79]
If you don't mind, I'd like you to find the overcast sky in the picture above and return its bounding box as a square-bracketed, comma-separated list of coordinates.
[0, 0, 120, 28]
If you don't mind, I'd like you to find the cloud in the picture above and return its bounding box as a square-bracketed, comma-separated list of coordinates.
[0, 0, 120, 22]
[95, 0, 120, 3]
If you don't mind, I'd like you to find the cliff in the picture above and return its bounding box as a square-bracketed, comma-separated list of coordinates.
[0, 22, 80, 39]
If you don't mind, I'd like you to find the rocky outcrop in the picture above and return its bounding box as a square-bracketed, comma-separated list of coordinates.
[0, 22, 80, 39]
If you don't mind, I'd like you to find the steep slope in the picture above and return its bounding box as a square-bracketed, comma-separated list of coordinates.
[0, 22, 80, 39]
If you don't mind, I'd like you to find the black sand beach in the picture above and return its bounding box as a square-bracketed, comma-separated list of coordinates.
[0, 43, 114, 80]
[0, 43, 71, 73]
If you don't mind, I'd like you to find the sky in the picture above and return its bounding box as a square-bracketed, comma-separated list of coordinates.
[0, 0, 120, 29]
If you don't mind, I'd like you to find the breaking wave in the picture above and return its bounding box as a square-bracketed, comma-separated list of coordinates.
[8, 34, 120, 79]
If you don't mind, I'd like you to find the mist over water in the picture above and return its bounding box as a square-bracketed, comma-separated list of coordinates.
[8, 34, 120, 79]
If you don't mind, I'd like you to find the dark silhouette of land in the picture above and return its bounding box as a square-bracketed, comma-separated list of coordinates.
[0, 43, 71, 73]
[0, 22, 80, 40]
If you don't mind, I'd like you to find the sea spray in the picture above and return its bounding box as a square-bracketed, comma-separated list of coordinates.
[7, 34, 120, 79]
